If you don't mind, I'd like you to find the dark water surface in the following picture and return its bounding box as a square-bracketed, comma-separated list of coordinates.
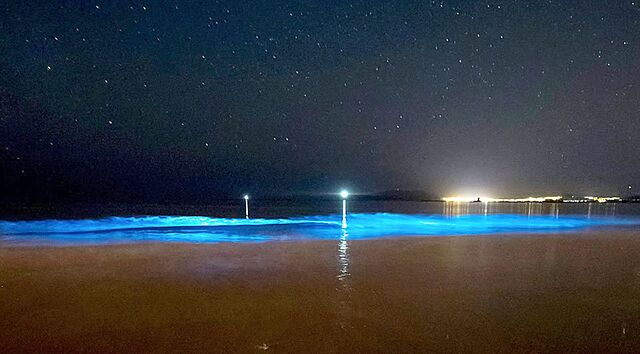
[2, 200, 638, 220]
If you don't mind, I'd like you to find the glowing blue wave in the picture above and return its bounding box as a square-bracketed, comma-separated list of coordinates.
[0, 213, 638, 245]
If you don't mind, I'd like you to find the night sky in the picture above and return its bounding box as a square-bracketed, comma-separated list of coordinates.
[1, 0, 639, 203]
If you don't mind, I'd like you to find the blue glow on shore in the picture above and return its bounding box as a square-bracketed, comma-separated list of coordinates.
[0, 213, 638, 245]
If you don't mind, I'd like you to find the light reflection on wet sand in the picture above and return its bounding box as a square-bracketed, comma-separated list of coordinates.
[2, 230, 640, 352]
[336, 229, 351, 330]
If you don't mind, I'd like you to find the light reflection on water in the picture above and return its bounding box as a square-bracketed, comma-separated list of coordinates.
[441, 201, 621, 218]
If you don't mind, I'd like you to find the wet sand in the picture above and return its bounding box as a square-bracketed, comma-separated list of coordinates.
[2, 230, 640, 353]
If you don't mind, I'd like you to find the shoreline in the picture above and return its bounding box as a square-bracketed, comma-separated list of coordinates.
[1, 225, 638, 248]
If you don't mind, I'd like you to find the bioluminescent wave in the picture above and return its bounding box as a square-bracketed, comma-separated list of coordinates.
[0, 213, 638, 245]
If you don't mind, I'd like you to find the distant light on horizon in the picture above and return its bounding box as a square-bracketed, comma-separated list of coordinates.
[583, 196, 621, 203]
[442, 196, 489, 203]
[340, 190, 349, 199]
[443, 195, 625, 203]
[443, 195, 563, 203]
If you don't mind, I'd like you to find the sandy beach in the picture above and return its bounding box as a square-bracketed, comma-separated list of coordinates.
[2, 230, 640, 353]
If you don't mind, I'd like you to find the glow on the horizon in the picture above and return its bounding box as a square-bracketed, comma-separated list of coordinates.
[443, 196, 563, 203]
[340, 190, 349, 199]
[443, 194, 624, 203]
[442, 196, 492, 203]
[493, 196, 562, 202]
[584, 196, 621, 203]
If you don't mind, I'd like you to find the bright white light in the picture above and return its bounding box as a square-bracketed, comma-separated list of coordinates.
[442, 196, 489, 202]
[243, 195, 249, 200]
[340, 190, 349, 199]
[584, 196, 621, 203]
[443, 195, 563, 203]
